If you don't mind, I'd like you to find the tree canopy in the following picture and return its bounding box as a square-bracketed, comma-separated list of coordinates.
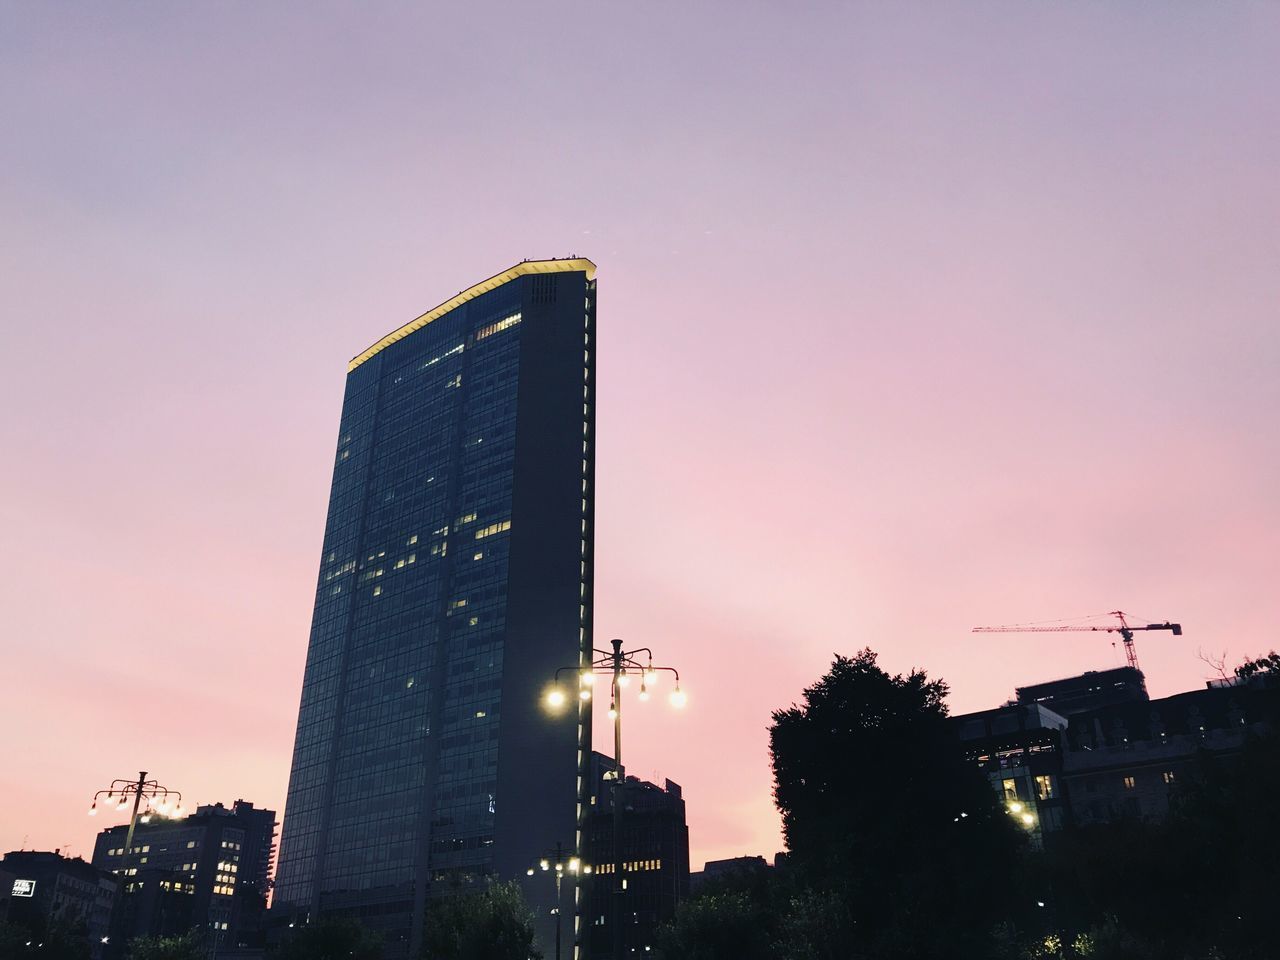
[420, 881, 542, 960]
[769, 649, 1024, 956]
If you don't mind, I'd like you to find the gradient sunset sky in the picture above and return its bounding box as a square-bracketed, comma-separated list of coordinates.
[2, 3, 1278, 869]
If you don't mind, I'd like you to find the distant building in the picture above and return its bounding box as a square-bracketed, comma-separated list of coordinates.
[0, 850, 116, 958]
[91, 800, 276, 954]
[581, 753, 689, 958]
[956, 669, 1280, 834]
[1061, 678, 1280, 823]
[688, 855, 772, 892]
[1015, 667, 1149, 717]
[952, 702, 1070, 847]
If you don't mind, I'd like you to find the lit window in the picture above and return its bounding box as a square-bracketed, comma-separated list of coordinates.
[475, 520, 512, 540]
[1123, 776, 1136, 790]
[1035, 775, 1054, 800]
[1002, 779, 1019, 801]
[475, 313, 522, 340]
[1163, 771, 1175, 784]
[473, 552, 484, 561]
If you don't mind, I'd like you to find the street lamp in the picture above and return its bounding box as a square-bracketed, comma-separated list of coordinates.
[544, 639, 684, 960]
[525, 841, 583, 960]
[90, 772, 183, 894]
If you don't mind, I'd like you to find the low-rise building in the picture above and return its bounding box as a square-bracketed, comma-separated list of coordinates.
[1, 850, 116, 958]
[91, 799, 276, 954]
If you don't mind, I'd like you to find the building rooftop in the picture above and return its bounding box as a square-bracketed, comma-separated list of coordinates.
[348, 257, 597, 372]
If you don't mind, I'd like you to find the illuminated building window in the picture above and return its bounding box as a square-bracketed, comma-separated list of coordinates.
[475, 313, 522, 340]
[1163, 771, 1176, 784]
[475, 520, 512, 540]
[1002, 779, 1019, 801]
[1123, 776, 1136, 790]
[1034, 776, 1054, 800]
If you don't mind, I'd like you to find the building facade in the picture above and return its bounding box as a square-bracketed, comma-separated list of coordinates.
[91, 800, 277, 954]
[1, 851, 116, 959]
[273, 259, 597, 954]
[955, 669, 1280, 837]
[953, 702, 1071, 847]
[581, 753, 689, 958]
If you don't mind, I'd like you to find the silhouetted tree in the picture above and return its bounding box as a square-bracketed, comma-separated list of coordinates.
[769, 649, 1024, 956]
[127, 931, 202, 960]
[1235, 650, 1280, 679]
[276, 917, 382, 960]
[420, 881, 541, 960]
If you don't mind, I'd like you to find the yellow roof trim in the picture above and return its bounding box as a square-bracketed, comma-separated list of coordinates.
[348, 257, 597, 372]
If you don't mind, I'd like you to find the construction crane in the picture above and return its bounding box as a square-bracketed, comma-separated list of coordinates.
[972, 610, 1182, 672]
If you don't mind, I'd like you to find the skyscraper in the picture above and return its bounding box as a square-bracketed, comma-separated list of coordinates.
[274, 259, 597, 954]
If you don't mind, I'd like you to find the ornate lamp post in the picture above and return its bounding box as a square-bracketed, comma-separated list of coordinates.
[89, 771, 183, 945]
[543, 639, 685, 960]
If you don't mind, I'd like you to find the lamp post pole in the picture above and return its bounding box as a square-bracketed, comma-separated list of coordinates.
[543, 640, 684, 960]
[609, 640, 625, 960]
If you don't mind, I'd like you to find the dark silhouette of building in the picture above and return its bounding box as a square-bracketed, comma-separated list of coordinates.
[581, 753, 688, 958]
[1, 850, 116, 958]
[273, 259, 598, 956]
[688, 854, 773, 892]
[955, 669, 1280, 834]
[1060, 676, 1280, 823]
[91, 800, 276, 954]
[1015, 667, 1149, 716]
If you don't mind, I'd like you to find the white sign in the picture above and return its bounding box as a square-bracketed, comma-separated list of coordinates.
[12, 879, 35, 897]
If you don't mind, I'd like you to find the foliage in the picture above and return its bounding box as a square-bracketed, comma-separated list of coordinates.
[1235, 650, 1280, 679]
[0, 916, 91, 960]
[656, 889, 774, 960]
[276, 917, 382, 960]
[127, 931, 203, 960]
[420, 881, 542, 960]
[1021, 732, 1280, 959]
[769, 648, 1024, 957]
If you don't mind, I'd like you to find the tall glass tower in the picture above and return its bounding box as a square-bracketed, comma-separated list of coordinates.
[274, 259, 596, 954]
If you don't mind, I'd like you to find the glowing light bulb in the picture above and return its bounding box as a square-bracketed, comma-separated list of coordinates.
[1021, 813, 1035, 826]
[580, 672, 595, 686]
[638, 685, 650, 702]
[545, 687, 567, 710]
[644, 668, 657, 685]
[669, 687, 687, 709]
[617, 672, 631, 688]
[579, 689, 592, 701]
[540, 859, 550, 871]
[1008, 802, 1023, 815]
[526, 868, 535, 876]
[88, 802, 98, 816]
[608, 703, 618, 721]
[569, 858, 581, 873]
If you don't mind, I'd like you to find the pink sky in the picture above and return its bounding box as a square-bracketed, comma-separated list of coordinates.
[2, 3, 1278, 869]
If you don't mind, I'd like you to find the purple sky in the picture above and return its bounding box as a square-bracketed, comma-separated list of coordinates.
[2, 3, 1278, 868]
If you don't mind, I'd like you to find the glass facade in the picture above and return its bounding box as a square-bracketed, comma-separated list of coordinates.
[274, 260, 596, 953]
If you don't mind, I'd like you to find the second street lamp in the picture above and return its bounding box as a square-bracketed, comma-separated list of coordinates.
[524, 840, 586, 960]
[543, 638, 684, 960]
